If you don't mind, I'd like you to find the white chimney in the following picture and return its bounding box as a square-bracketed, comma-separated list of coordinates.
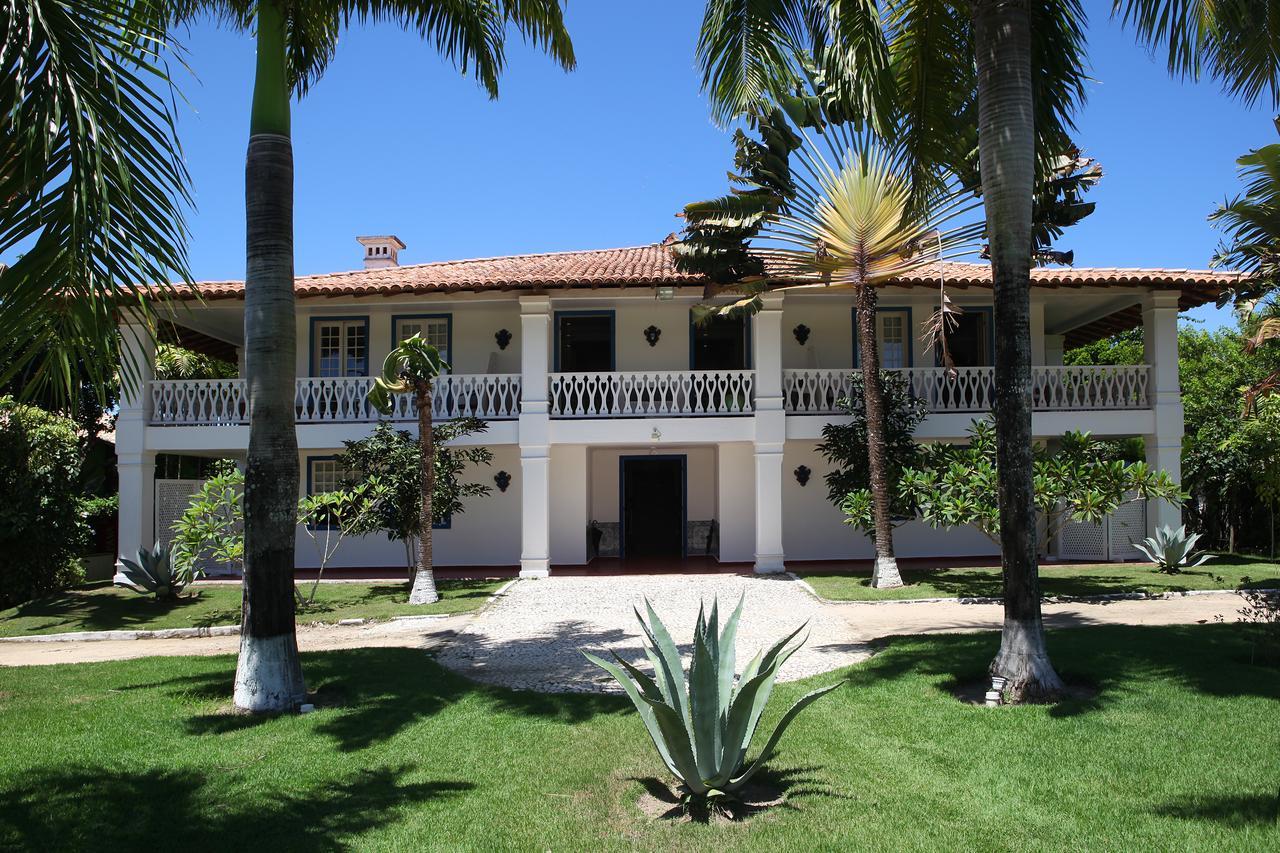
[357, 235, 406, 269]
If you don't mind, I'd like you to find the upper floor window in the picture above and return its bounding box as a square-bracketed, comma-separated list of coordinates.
[312, 318, 368, 377]
[394, 315, 451, 367]
[944, 310, 992, 367]
[691, 312, 750, 370]
[854, 308, 912, 369]
[556, 311, 614, 372]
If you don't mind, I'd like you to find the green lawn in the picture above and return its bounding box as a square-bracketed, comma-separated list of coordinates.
[0, 625, 1274, 850]
[0, 579, 506, 638]
[799, 555, 1280, 602]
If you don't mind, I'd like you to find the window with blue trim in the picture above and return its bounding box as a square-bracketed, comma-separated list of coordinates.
[309, 456, 450, 529]
[853, 308, 912, 368]
[312, 319, 368, 376]
[394, 315, 451, 367]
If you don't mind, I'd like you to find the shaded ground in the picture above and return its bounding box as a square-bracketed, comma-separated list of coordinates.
[799, 556, 1280, 601]
[0, 625, 1275, 850]
[0, 579, 504, 638]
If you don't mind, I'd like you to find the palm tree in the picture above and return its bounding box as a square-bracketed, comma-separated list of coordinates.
[1211, 120, 1280, 410]
[0, 0, 191, 408]
[141, 0, 573, 712]
[684, 115, 982, 588]
[696, 0, 1279, 701]
[368, 334, 447, 605]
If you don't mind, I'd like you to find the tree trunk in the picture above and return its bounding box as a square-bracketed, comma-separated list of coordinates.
[234, 0, 305, 713]
[856, 283, 903, 588]
[409, 381, 440, 605]
[973, 0, 1064, 702]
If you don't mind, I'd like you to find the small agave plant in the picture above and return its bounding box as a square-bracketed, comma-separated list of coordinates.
[585, 597, 839, 810]
[1133, 524, 1213, 574]
[117, 541, 192, 600]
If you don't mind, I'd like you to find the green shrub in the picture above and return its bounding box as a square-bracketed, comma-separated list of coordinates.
[0, 397, 87, 607]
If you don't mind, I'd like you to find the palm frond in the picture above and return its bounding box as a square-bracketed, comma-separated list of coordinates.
[0, 0, 193, 407]
[697, 0, 817, 125]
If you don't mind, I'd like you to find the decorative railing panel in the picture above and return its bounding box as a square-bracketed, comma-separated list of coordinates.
[549, 370, 755, 418]
[783, 365, 1151, 414]
[150, 375, 521, 425]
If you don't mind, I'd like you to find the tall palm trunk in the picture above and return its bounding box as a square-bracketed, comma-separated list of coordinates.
[234, 0, 305, 712]
[855, 282, 903, 588]
[973, 0, 1064, 702]
[409, 380, 440, 605]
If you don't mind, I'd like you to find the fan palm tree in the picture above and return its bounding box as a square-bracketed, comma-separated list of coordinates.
[696, 0, 1278, 701]
[0, 0, 191, 408]
[686, 119, 982, 588]
[137, 0, 573, 712]
[368, 334, 447, 605]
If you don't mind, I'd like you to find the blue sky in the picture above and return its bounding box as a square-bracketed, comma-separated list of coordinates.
[167, 3, 1270, 329]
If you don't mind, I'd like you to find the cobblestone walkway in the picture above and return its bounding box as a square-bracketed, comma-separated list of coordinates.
[434, 574, 870, 693]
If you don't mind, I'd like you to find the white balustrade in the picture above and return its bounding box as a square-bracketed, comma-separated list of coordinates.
[783, 365, 1151, 414]
[150, 375, 522, 425]
[549, 370, 755, 417]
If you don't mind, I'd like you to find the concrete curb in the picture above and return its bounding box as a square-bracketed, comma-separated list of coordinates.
[0, 624, 241, 643]
[785, 573, 1280, 607]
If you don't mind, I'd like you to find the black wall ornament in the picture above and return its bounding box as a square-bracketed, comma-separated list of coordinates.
[794, 465, 812, 487]
[494, 470, 511, 493]
[495, 329, 512, 350]
[643, 325, 662, 347]
[793, 324, 811, 346]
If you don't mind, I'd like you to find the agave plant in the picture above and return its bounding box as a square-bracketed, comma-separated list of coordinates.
[585, 597, 839, 808]
[117, 541, 191, 600]
[1133, 525, 1214, 574]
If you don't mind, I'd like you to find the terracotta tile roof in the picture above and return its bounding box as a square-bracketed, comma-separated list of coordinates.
[164, 243, 1243, 306]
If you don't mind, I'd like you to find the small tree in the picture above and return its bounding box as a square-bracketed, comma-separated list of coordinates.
[296, 478, 387, 606]
[171, 463, 244, 578]
[842, 420, 1183, 553]
[336, 420, 493, 600]
[818, 372, 928, 537]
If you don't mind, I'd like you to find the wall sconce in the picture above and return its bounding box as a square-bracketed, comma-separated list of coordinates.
[495, 329, 512, 350]
[793, 324, 811, 346]
[643, 325, 662, 347]
[793, 465, 812, 487]
[650, 427, 662, 442]
[656, 285, 676, 301]
[494, 470, 511, 493]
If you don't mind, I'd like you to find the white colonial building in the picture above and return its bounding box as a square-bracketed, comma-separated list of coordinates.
[115, 237, 1236, 576]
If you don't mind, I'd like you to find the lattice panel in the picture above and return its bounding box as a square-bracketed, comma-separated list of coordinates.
[154, 478, 239, 576]
[1059, 517, 1107, 561]
[1108, 500, 1147, 561]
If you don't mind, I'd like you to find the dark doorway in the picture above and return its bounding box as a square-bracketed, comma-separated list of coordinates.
[620, 456, 686, 559]
[691, 313, 749, 370]
[945, 311, 991, 367]
[557, 313, 614, 372]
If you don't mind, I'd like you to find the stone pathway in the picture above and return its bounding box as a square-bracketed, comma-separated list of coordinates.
[434, 574, 871, 693]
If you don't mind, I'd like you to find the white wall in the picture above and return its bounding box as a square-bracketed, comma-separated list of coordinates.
[550, 444, 589, 565]
[781, 440, 999, 562]
[294, 443, 521, 568]
[717, 442, 756, 563]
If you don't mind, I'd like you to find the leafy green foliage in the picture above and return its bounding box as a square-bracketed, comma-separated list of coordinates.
[335, 421, 493, 564]
[170, 467, 244, 577]
[841, 420, 1182, 548]
[584, 597, 839, 809]
[368, 334, 446, 414]
[0, 0, 193, 407]
[818, 372, 927, 528]
[117, 541, 190, 600]
[153, 344, 238, 381]
[0, 397, 87, 607]
[1133, 525, 1213, 575]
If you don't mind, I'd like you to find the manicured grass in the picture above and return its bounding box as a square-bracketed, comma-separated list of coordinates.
[800, 555, 1280, 602]
[0, 579, 505, 638]
[0, 626, 1275, 849]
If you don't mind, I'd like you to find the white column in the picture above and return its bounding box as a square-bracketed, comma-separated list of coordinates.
[518, 296, 552, 577]
[752, 293, 786, 573]
[116, 322, 156, 571]
[1142, 291, 1184, 535]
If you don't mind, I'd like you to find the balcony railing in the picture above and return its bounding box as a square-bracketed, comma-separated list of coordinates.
[549, 370, 755, 418]
[149, 374, 522, 425]
[783, 365, 1151, 414]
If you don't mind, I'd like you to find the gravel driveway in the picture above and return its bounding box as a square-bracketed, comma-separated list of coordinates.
[434, 574, 870, 693]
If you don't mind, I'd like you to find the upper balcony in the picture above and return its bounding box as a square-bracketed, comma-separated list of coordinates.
[146, 364, 1151, 426]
